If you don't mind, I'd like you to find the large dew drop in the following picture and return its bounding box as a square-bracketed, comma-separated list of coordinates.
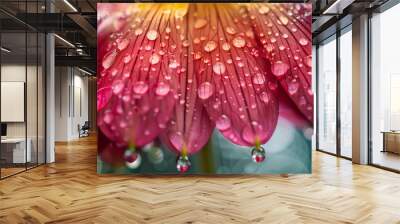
[232, 36, 246, 48]
[216, 114, 231, 131]
[279, 16, 289, 25]
[146, 30, 158, 41]
[213, 62, 226, 75]
[204, 41, 217, 52]
[271, 61, 289, 77]
[288, 82, 299, 95]
[197, 82, 214, 100]
[133, 81, 149, 95]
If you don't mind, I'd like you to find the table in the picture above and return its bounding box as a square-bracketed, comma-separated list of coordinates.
[381, 131, 400, 154]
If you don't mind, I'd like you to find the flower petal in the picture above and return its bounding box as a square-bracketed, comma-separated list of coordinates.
[247, 3, 313, 122]
[97, 4, 177, 147]
[188, 4, 279, 147]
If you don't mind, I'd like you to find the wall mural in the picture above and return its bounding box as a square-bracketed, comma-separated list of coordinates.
[97, 3, 313, 174]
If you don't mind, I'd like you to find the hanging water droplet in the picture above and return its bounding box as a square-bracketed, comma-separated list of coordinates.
[216, 114, 231, 131]
[252, 73, 265, 85]
[133, 81, 149, 95]
[124, 148, 139, 163]
[299, 38, 308, 46]
[213, 62, 226, 75]
[251, 146, 266, 163]
[198, 82, 214, 100]
[146, 30, 158, 40]
[155, 82, 170, 96]
[176, 155, 191, 173]
[149, 54, 160, 65]
[102, 50, 117, 69]
[271, 61, 289, 77]
[194, 18, 208, 29]
[226, 27, 236, 35]
[204, 41, 217, 52]
[232, 36, 246, 48]
[125, 152, 142, 169]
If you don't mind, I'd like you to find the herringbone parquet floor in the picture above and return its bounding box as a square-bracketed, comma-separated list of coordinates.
[1, 135, 400, 224]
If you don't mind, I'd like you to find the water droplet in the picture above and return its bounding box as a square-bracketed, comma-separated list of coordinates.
[288, 82, 299, 95]
[279, 16, 289, 25]
[149, 54, 160, 65]
[232, 36, 246, 48]
[123, 54, 131, 63]
[258, 6, 270, 14]
[103, 112, 113, 124]
[194, 18, 207, 29]
[102, 50, 117, 69]
[124, 149, 139, 163]
[252, 146, 266, 163]
[213, 62, 226, 75]
[271, 61, 289, 77]
[112, 80, 124, 95]
[134, 28, 143, 36]
[222, 42, 231, 51]
[252, 73, 265, 85]
[194, 52, 202, 60]
[182, 40, 189, 47]
[176, 155, 191, 173]
[125, 153, 142, 169]
[204, 41, 217, 52]
[197, 82, 214, 100]
[118, 38, 129, 50]
[155, 82, 170, 96]
[216, 115, 231, 131]
[133, 81, 148, 95]
[305, 55, 312, 67]
[226, 27, 236, 35]
[299, 38, 308, 46]
[259, 92, 270, 103]
[146, 30, 158, 40]
[169, 60, 179, 69]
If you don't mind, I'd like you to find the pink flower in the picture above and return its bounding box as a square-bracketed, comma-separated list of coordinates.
[97, 3, 313, 158]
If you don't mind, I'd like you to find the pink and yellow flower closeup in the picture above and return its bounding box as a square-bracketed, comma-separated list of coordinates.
[97, 3, 313, 172]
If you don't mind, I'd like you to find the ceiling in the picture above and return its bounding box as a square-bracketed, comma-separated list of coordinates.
[0, 0, 394, 74]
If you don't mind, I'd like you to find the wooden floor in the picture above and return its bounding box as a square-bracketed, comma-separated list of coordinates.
[1, 136, 400, 224]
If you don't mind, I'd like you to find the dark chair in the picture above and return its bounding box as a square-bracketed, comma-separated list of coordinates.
[78, 121, 90, 138]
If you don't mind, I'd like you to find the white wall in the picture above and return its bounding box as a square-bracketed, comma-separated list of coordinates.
[54, 67, 89, 141]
